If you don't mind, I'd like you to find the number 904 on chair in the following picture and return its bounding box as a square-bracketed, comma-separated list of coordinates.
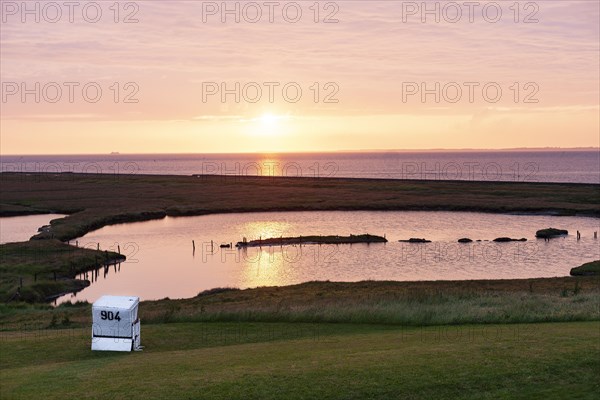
[91, 295, 141, 352]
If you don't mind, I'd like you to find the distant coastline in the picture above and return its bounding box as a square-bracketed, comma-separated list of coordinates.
[1, 147, 599, 157]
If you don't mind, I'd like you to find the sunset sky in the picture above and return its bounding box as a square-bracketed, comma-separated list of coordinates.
[1, 0, 599, 154]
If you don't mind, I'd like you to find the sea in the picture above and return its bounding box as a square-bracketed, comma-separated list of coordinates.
[1, 150, 598, 184]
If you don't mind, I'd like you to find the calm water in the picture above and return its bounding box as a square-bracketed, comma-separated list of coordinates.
[0, 214, 66, 244]
[2, 150, 599, 183]
[57, 211, 600, 304]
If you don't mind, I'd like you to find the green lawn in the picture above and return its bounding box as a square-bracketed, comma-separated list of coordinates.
[1, 321, 598, 399]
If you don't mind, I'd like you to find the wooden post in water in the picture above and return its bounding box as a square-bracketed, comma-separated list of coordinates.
[97, 243, 100, 251]
[118, 245, 121, 254]
[193, 240, 196, 251]
[76, 240, 78, 247]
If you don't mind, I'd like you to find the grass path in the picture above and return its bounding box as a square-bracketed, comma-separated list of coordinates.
[1, 321, 599, 399]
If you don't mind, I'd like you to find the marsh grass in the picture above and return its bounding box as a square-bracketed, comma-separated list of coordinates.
[0, 240, 123, 302]
[571, 260, 600, 276]
[1, 173, 598, 243]
[2, 279, 597, 330]
[143, 291, 600, 326]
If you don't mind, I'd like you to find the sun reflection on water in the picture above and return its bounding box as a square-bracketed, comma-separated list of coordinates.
[235, 220, 303, 288]
[238, 245, 304, 288]
[240, 220, 291, 241]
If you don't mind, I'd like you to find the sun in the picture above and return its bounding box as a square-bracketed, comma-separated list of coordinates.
[243, 113, 291, 140]
[259, 113, 280, 127]
[253, 113, 288, 136]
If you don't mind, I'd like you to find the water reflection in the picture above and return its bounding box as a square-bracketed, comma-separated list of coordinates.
[241, 220, 292, 242]
[55, 211, 600, 304]
[74, 262, 122, 283]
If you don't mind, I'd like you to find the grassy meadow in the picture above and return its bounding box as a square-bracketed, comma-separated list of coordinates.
[1, 278, 598, 331]
[1, 279, 598, 398]
[1, 321, 599, 399]
[1, 173, 599, 398]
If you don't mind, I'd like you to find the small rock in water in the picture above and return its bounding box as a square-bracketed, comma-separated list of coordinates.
[535, 228, 568, 239]
[399, 238, 431, 243]
[458, 238, 473, 243]
[493, 237, 527, 242]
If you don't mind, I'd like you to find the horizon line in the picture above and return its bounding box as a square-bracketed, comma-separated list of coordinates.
[1, 147, 599, 157]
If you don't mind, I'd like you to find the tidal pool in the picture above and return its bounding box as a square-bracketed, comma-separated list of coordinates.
[56, 211, 600, 304]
